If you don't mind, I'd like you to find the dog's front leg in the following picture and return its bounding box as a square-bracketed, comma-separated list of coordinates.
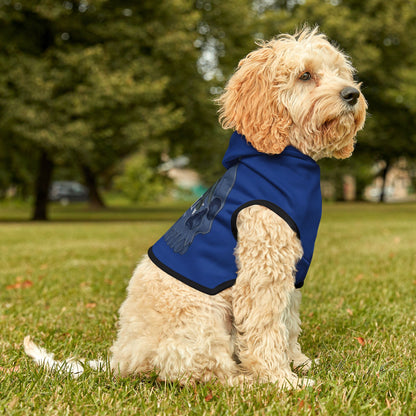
[286, 289, 317, 373]
[232, 205, 312, 388]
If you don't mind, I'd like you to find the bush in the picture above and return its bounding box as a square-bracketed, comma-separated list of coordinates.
[114, 153, 169, 203]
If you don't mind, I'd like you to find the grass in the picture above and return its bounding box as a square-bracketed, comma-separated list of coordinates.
[0, 201, 415, 415]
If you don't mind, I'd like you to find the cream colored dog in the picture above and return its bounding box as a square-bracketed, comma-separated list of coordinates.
[25, 27, 366, 388]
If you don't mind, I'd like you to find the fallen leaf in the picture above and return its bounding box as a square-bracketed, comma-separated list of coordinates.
[354, 274, 364, 281]
[6, 280, 33, 290]
[204, 390, 213, 402]
[85, 303, 97, 309]
[6, 284, 17, 290]
[355, 337, 366, 346]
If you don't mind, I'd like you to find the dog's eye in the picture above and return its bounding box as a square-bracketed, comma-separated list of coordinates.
[299, 72, 312, 81]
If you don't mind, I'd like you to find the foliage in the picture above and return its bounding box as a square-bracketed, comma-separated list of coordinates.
[0, 203, 416, 414]
[0, 0, 190, 167]
[0, 0, 199, 217]
[114, 153, 169, 203]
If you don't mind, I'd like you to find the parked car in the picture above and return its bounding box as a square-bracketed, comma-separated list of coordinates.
[49, 181, 89, 205]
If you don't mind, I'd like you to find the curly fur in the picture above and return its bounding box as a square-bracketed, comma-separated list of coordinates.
[25, 27, 366, 389]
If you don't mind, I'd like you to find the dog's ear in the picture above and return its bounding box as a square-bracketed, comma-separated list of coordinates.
[218, 45, 291, 154]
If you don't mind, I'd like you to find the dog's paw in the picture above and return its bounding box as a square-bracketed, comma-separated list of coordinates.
[293, 356, 319, 373]
[279, 374, 315, 390]
[298, 377, 315, 388]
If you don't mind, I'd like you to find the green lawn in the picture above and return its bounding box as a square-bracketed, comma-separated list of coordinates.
[0, 202, 415, 415]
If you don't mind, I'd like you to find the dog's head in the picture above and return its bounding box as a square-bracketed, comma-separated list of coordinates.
[218, 27, 367, 159]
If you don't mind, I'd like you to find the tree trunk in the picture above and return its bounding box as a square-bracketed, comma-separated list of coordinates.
[81, 164, 106, 209]
[379, 160, 390, 203]
[32, 150, 54, 221]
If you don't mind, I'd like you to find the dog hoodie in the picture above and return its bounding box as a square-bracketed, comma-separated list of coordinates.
[149, 131, 322, 295]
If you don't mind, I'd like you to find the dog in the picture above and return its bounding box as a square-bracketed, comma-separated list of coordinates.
[25, 27, 366, 388]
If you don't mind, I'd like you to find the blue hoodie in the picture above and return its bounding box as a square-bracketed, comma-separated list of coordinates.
[149, 132, 322, 295]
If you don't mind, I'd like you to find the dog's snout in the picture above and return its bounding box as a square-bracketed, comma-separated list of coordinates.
[340, 87, 360, 106]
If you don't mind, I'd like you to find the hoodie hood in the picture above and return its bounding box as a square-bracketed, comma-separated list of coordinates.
[222, 131, 315, 169]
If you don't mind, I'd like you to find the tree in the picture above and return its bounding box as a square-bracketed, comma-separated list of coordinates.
[0, 1, 194, 219]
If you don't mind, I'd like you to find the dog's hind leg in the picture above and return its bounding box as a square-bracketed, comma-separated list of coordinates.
[110, 258, 241, 384]
[148, 284, 245, 385]
[151, 299, 241, 385]
[110, 258, 169, 377]
[232, 205, 314, 388]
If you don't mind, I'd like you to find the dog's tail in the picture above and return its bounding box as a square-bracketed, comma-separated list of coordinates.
[23, 336, 106, 378]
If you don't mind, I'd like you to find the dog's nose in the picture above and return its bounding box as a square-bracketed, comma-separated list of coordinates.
[340, 87, 360, 106]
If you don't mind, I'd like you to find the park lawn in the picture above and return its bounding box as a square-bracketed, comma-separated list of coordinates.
[0, 202, 415, 415]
